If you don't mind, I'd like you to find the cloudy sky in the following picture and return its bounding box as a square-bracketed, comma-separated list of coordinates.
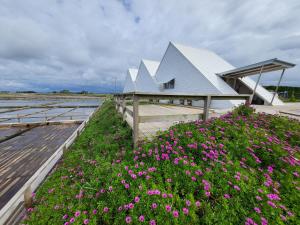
[0, 0, 300, 93]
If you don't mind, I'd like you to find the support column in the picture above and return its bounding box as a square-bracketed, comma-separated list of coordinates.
[203, 96, 211, 121]
[122, 97, 126, 120]
[24, 186, 33, 209]
[250, 66, 264, 104]
[133, 95, 139, 148]
[270, 69, 285, 105]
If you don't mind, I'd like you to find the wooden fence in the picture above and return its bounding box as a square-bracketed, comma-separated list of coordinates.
[114, 92, 251, 147]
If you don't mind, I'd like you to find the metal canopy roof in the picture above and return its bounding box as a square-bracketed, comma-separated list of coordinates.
[217, 58, 295, 78]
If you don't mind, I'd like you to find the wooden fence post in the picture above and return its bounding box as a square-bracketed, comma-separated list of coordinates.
[24, 186, 33, 209]
[203, 96, 211, 121]
[133, 95, 139, 148]
[122, 97, 126, 120]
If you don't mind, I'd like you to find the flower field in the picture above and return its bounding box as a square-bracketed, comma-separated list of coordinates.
[24, 101, 300, 225]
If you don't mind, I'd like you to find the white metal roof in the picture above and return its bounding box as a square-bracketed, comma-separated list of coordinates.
[218, 58, 295, 78]
[171, 42, 238, 94]
[142, 59, 160, 77]
[128, 68, 138, 81]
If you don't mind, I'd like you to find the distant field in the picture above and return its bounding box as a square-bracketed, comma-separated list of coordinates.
[0, 93, 108, 99]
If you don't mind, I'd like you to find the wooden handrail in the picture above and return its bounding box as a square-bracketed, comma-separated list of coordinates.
[114, 92, 251, 148]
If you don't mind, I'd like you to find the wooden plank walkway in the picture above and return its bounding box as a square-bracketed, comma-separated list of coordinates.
[0, 124, 79, 210]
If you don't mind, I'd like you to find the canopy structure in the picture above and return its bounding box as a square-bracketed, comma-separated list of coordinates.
[218, 58, 295, 78]
[217, 58, 295, 104]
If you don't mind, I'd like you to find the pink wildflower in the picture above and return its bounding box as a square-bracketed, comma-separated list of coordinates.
[254, 207, 261, 214]
[139, 215, 145, 222]
[103, 207, 109, 213]
[173, 210, 179, 218]
[74, 211, 80, 217]
[125, 216, 132, 224]
[224, 194, 230, 199]
[149, 220, 156, 225]
[267, 201, 276, 208]
[152, 203, 157, 209]
[92, 209, 97, 214]
[83, 219, 89, 224]
[195, 201, 201, 207]
[165, 205, 171, 212]
[70, 218, 75, 223]
[183, 208, 189, 215]
[261, 217, 268, 225]
[134, 196, 140, 203]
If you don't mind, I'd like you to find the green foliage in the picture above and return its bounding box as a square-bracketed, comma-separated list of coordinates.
[232, 104, 255, 117]
[24, 101, 300, 225]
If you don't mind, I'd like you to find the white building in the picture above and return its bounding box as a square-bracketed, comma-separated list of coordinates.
[123, 68, 138, 93]
[123, 42, 295, 109]
[135, 60, 159, 92]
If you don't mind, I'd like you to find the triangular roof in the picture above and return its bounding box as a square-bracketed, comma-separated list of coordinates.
[142, 59, 160, 77]
[169, 42, 237, 94]
[123, 68, 138, 93]
[135, 61, 159, 92]
[128, 68, 138, 81]
[170, 42, 283, 105]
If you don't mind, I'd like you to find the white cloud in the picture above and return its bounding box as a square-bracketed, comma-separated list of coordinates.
[0, 0, 299, 92]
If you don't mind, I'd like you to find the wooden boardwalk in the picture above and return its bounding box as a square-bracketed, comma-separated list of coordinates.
[123, 104, 204, 138]
[0, 124, 79, 210]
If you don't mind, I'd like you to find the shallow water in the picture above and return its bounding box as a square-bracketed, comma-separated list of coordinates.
[0, 98, 102, 124]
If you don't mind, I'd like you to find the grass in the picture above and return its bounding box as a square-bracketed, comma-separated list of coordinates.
[23, 100, 300, 225]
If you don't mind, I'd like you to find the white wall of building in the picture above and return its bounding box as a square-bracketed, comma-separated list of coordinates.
[155, 43, 240, 108]
[135, 60, 159, 92]
[123, 69, 138, 93]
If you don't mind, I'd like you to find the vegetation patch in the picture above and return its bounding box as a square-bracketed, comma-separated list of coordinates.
[24, 100, 300, 225]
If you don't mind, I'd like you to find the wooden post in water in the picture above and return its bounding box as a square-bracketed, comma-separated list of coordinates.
[133, 95, 139, 148]
[203, 95, 211, 121]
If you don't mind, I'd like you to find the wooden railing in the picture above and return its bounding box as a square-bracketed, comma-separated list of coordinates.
[114, 92, 251, 147]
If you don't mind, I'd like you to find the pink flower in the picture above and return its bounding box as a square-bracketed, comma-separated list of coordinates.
[64, 222, 70, 225]
[70, 218, 75, 223]
[134, 196, 140, 203]
[126, 216, 132, 224]
[162, 193, 167, 198]
[139, 215, 145, 222]
[149, 220, 156, 225]
[195, 201, 201, 207]
[254, 207, 261, 214]
[103, 207, 109, 213]
[224, 194, 230, 199]
[256, 196, 262, 201]
[233, 185, 240, 191]
[205, 191, 211, 197]
[266, 193, 280, 201]
[83, 219, 89, 224]
[128, 203, 134, 209]
[74, 211, 80, 217]
[186, 200, 191, 207]
[165, 205, 171, 212]
[152, 203, 157, 209]
[183, 208, 189, 215]
[267, 201, 276, 208]
[63, 214, 69, 219]
[173, 210, 179, 218]
[92, 209, 97, 214]
[125, 184, 130, 189]
[261, 217, 268, 225]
